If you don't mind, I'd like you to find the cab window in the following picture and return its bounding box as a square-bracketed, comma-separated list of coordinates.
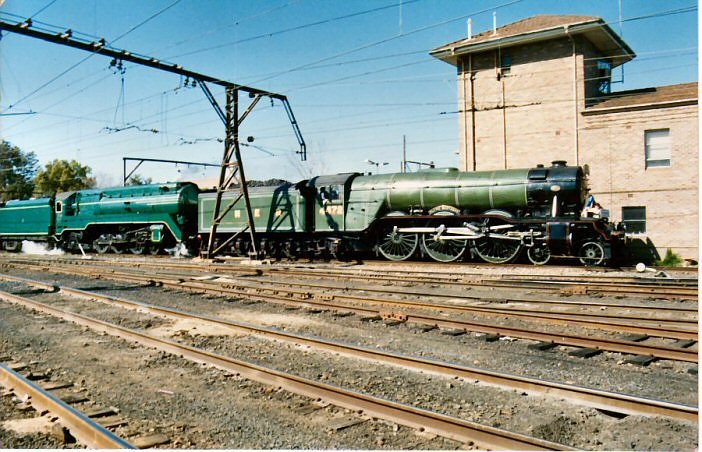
[55, 201, 63, 213]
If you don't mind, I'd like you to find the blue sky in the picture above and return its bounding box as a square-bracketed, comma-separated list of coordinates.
[0, 0, 698, 186]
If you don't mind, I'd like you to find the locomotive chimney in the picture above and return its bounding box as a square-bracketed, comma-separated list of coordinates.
[551, 160, 567, 167]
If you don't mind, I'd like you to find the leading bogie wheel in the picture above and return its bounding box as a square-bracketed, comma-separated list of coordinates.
[377, 226, 418, 261]
[527, 244, 551, 265]
[579, 241, 605, 266]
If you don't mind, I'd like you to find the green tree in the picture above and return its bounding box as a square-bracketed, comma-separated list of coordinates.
[126, 174, 153, 185]
[34, 159, 96, 196]
[0, 140, 38, 202]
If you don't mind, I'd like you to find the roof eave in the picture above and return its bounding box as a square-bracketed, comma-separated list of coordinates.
[582, 98, 698, 115]
[431, 20, 636, 67]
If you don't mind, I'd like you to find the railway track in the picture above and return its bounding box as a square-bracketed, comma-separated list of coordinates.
[2, 257, 697, 322]
[0, 254, 696, 300]
[0, 362, 134, 449]
[0, 287, 572, 450]
[0, 262, 696, 363]
[3, 274, 696, 423]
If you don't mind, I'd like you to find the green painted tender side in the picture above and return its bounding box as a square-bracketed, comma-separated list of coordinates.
[345, 168, 531, 231]
[56, 182, 199, 241]
[0, 197, 55, 236]
[198, 184, 306, 234]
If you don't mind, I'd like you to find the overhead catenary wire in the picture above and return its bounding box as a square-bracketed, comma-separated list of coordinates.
[1, 2, 700, 173]
[247, 0, 526, 85]
[1, 0, 182, 114]
[2, 6, 694, 119]
[3, 53, 695, 159]
[164, 0, 423, 60]
[5, 43, 694, 143]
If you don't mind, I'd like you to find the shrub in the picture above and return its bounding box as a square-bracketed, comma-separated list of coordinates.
[655, 249, 683, 267]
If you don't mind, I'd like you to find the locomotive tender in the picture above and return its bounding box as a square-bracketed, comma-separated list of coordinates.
[0, 161, 617, 265]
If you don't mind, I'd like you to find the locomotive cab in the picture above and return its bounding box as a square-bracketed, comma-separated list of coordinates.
[306, 173, 359, 233]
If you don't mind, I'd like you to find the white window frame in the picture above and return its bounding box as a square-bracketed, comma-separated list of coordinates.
[622, 206, 646, 234]
[644, 129, 671, 168]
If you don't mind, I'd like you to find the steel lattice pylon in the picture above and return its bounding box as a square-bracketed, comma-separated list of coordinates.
[0, 16, 306, 259]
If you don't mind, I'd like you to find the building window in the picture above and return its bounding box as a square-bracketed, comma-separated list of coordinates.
[622, 206, 646, 233]
[500, 55, 511, 76]
[596, 60, 611, 94]
[645, 129, 671, 168]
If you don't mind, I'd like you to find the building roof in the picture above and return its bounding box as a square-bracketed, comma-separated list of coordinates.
[584, 82, 698, 113]
[431, 14, 635, 67]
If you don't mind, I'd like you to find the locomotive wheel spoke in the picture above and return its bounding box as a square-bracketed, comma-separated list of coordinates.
[129, 244, 145, 255]
[473, 234, 521, 264]
[472, 214, 522, 264]
[93, 236, 110, 254]
[421, 235, 467, 262]
[579, 241, 605, 266]
[527, 244, 551, 265]
[378, 229, 418, 261]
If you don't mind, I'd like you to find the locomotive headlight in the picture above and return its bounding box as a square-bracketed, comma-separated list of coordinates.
[550, 185, 561, 192]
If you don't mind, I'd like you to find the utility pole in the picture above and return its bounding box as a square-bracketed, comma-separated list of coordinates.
[0, 16, 306, 259]
[402, 135, 407, 173]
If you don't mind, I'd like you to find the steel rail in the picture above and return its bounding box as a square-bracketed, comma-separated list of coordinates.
[96, 257, 698, 299]
[0, 266, 696, 362]
[8, 264, 694, 363]
[2, 260, 696, 321]
[0, 363, 134, 449]
[225, 275, 698, 326]
[271, 268, 698, 298]
[12, 277, 692, 422]
[1, 265, 696, 343]
[179, 279, 700, 362]
[2, 256, 697, 301]
[0, 289, 572, 450]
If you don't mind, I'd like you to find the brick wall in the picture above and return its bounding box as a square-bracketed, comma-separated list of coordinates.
[580, 104, 699, 260]
[454, 36, 699, 261]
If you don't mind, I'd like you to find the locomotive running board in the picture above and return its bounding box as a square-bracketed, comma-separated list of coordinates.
[395, 225, 539, 242]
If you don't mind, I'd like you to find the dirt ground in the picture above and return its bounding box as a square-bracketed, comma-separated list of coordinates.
[0, 262, 697, 450]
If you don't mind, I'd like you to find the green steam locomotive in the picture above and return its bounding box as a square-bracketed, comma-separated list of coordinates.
[0, 161, 618, 265]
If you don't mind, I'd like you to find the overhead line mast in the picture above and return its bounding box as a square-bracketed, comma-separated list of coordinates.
[0, 16, 307, 259]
